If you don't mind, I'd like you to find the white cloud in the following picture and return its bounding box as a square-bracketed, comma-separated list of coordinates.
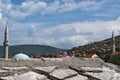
[0, 0, 106, 19]
[59, 0, 77, 12]
[0, 12, 2, 20]
[117, 16, 120, 21]
[21, 1, 47, 12]
[79, 0, 104, 11]
[0, 1, 46, 19]
[0, 0, 120, 49]
[6, 17, 120, 48]
[59, 0, 105, 12]
[10, 10, 29, 18]
[6, 4, 12, 10]
[9, 1, 47, 18]
[58, 35, 88, 47]
[41, 1, 60, 15]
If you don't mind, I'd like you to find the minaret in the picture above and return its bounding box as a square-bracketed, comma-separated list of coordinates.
[112, 31, 116, 53]
[3, 21, 9, 59]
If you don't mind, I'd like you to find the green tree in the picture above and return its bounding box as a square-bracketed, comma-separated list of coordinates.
[108, 54, 120, 65]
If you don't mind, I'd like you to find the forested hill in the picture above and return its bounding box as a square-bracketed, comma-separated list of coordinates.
[0, 45, 68, 58]
[69, 35, 120, 65]
[71, 35, 120, 52]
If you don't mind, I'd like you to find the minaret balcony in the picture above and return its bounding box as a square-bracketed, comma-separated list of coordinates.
[3, 42, 9, 46]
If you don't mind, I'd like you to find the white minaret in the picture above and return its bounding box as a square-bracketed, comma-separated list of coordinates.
[3, 21, 9, 59]
[112, 31, 115, 53]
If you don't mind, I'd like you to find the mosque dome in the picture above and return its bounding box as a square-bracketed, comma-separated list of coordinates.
[14, 53, 30, 60]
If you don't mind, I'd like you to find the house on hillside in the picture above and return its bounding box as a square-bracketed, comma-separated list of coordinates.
[111, 52, 120, 56]
[84, 54, 98, 58]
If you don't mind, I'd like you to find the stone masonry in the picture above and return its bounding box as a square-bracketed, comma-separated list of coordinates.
[0, 57, 120, 80]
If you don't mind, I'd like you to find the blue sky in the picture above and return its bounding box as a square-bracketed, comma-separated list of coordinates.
[0, 0, 120, 49]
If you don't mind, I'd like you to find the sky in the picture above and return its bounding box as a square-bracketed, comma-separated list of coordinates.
[0, 0, 120, 49]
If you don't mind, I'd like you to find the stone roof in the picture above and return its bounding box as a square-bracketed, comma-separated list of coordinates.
[0, 57, 119, 80]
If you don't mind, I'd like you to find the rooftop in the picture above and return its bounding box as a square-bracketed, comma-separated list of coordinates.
[0, 57, 119, 80]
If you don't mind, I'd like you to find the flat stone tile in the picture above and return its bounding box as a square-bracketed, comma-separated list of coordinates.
[0, 70, 12, 77]
[50, 69, 78, 79]
[0, 70, 8, 72]
[65, 74, 88, 80]
[2, 67, 28, 70]
[0, 76, 13, 80]
[111, 73, 120, 80]
[80, 67, 103, 72]
[3, 71, 48, 80]
[70, 66, 103, 73]
[85, 71, 116, 80]
[33, 66, 56, 73]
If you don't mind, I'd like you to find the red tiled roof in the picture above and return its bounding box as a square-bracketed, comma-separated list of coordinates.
[84, 54, 94, 58]
[111, 52, 119, 56]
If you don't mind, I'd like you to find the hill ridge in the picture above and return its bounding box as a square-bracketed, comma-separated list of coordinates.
[0, 44, 68, 58]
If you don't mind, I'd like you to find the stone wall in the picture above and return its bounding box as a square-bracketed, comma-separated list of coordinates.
[103, 63, 120, 72]
[0, 58, 103, 68]
[1, 58, 120, 80]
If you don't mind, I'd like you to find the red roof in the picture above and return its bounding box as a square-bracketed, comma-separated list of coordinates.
[84, 54, 94, 58]
[111, 52, 119, 56]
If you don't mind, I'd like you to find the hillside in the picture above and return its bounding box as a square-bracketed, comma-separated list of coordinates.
[69, 35, 120, 65]
[0, 45, 67, 58]
[70, 35, 120, 52]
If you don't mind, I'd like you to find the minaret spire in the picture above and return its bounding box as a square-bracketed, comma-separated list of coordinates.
[112, 30, 115, 53]
[3, 21, 9, 59]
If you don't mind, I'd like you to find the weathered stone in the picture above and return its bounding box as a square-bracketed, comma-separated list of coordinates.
[0, 58, 119, 80]
[0, 58, 103, 68]
[84, 70, 116, 80]
[2, 71, 48, 80]
[79, 67, 103, 72]
[2, 67, 28, 71]
[0, 70, 11, 77]
[0, 67, 30, 77]
[50, 69, 78, 79]
[32, 66, 57, 74]
[70, 66, 103, 73]
[111, 73, 120, 80]
[65, 74, 88, 80]
[104, 63, 120, 72]
[0, 70, 8, 72]
[0, 76, 14, 80]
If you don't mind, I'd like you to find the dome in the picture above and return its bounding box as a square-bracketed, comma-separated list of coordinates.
[14, 53, 30, 60]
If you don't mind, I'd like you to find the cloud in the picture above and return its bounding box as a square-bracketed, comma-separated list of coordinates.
[20, 1, 47, 12]
[0, 0, 120, 49]
[117, 16, 120, 21]
[41, 1, 60, 15]
[58, 0, 77, 12]
[42, 19, 120, 48]
[57, 35, 88, 47]
[0, 1, 46, 19]
[0, 12, 2, 20]
[0, 0, 106, 19]
[47, 0, 105, 13]
[78, 0, 105, 11]
[6, 17, 120, 49]
[9, 1, 47, 18]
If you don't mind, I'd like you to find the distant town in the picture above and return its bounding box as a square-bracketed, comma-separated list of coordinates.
[1, 21, 120, 66]
[0, 20, 120, 80]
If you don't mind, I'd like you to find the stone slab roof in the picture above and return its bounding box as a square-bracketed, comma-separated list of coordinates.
[0, 58, 119, 80]
[50, 69, 78, 79]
